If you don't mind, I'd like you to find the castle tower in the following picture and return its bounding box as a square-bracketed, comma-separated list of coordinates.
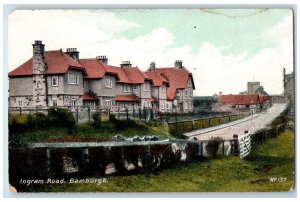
[32, 40, 47, 107]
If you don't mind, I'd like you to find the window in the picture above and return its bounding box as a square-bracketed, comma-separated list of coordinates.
[18, 100, 22, 107]
[70, 100, 76, 108]
[51, 76, 59, 86]
[85, 101, 96, 109]
[185, 89, 188, 96]
[105, 100, 112, 108]
[106, 78, 112, 88]
[166, 103, 169, 110]
[53, 100, 57, 107]
[133, 85, 138, 90]
[161, 102, 165, 110]
[161, 86, 165, 93]
[177, 90, 180, 96]
[185, 101, 188, 109]
[123, 84, 129, 92]
[68, 73, 79, 85]
[144, 83, 149, 91]
[190, 89, 193, 97]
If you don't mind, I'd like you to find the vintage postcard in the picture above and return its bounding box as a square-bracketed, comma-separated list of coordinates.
[7, 8, 295, 193]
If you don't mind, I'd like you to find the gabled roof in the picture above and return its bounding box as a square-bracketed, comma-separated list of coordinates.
[79, 59, 106, 79]
[122, 67, 145, 84]
[115, 95, 139, 102]
[105, 65, 131, 83]
[220, 94, 268, 105]
[154, 67, 195, 100]
[143, 71, 169, 87]
[8, 50, 86, 77]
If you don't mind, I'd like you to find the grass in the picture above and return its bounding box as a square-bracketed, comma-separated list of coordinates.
[9, 120, 170, 144]
[25, 129, 294, 192]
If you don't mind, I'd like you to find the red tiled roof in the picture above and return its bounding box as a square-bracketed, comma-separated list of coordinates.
[122, 67, 145, 84]
[154, 67, 195, 100]
[79, 59, 106, 79]
[115, 95, 139, 102]
[259, 95, 269, 103]
[8, 50, 86, 77]
[144, 71, 169, 87]
[220, 94, 265, 105]
[105, 65, 131, 83]
[83, 93, 99, 101]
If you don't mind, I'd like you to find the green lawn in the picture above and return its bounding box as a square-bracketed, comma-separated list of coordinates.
[27, 129, 294, 192]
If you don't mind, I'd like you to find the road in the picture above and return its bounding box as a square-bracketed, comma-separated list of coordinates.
[185, 104, 286, 141]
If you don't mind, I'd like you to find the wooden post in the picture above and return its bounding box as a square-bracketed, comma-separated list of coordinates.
[88, 106, 91, 122]
[46, 148, 51, 176]
[222, 141, 225, 156]
[126, 107, 129, 121]
[19, 107, 22, 115]
[200, 142, 203, 157]
[76, 106, 79, 122]
[233, 134, 239, 156]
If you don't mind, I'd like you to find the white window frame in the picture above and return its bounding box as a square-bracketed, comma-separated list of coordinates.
[161, 102, 165, 110]
[185, 101, 188, 110]
[51, 76, 59, 86]
[161, 86, 165, 93]
[144, 83, 149, 91]
[185, 89, 188, 96]
[133, 85, 138, 90]
[105, 100, 112, 108]
[177, 90, 180, 96]
[123, 84, 129, 92]
[105, 78, 112, 88]
[68, 73, 79, 85]
[70, 100, 76, 109]
[166, 103, 169, 110]
[18, 100, 22, 107]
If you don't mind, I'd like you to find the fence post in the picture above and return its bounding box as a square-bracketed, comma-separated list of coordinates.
[118, 107, 120, 118]
[232, 134, 239, 156]
[76, 106, 79, 122]
[200, 142, 203, 157]
[222, 141, 225, 156]
[126, 107, 129, 121]
[46, 148, 52, 176]
[19, 107, 22, 115]
[133, 107, 135, 119]
[88, 106, 91, 122]
[191, 119, 194, 130]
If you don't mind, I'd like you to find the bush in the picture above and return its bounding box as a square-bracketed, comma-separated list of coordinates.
[48, 108, 76, 133]
[92, 112, 101, 128]
[206, 137, 223, 157]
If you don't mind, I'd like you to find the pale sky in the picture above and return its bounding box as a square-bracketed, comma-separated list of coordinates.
[8, 9, 294, 96]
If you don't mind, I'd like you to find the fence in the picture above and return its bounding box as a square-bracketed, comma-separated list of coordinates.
[250, 123, 286, 145]
[8, 106, 155, 123]
[168, 111, 252, 134]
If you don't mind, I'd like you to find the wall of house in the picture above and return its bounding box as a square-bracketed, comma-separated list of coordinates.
[89, 75, 116, 97]
[9, 77, 33, 96]
[46, 75, 65, 95]
[63, 69, 84, 95]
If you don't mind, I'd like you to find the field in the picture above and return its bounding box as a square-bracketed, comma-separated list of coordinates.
[26, 129, 294, 192]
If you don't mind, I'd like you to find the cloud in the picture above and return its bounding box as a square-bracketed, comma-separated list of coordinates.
[8, 10, 293, 96]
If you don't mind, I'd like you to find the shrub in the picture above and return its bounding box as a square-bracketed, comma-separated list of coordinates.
[48, 107, 76, 132]
[109, 114, 117, 123]
[92, 112, 101, 128]
[206, 137, 223, 157]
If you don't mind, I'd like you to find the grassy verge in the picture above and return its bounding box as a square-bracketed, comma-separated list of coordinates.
[26, 129, 294, 192]
[9, 120, 170, 144]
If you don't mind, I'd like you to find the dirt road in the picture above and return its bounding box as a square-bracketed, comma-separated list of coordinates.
[185, 104, 286, 141]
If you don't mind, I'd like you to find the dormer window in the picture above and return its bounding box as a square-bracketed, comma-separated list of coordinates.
[106, 78, 112, 88]
[68, 73, 79, 85]
[123, 84, 129, 92]
[133, 85, 138, 90]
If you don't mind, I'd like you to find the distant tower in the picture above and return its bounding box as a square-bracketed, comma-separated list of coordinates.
[247, 81, 260, 94]
[32, 40, 47, 107]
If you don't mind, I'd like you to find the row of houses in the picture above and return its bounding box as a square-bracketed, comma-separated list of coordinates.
[8, 40, 195, 113]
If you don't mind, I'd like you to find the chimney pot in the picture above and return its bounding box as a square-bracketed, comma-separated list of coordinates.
[96, 56, 108, 64]
[175, 60, 183, 68]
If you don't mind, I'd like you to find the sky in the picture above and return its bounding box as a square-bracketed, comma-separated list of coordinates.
[8, 9, 294, 96]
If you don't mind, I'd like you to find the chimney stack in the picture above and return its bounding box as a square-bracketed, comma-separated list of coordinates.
[96, 56, 108, 64]
[65, 48, 79, 62]
[120, 61, 132, 68]
[148, 61, 156, 71]
[219, 92, 222, 96]
[175, 60, 183, 68]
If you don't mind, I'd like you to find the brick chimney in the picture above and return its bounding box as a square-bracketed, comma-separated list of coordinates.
[175, 60, 183, 68]
[120, 61, 132, 68]
[65, 48, 79, 61]
[32, 40, 47, 107]
[96, 56, 108, 64]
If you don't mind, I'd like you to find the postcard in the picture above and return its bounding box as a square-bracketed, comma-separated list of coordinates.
[6, 8, 295, 193]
